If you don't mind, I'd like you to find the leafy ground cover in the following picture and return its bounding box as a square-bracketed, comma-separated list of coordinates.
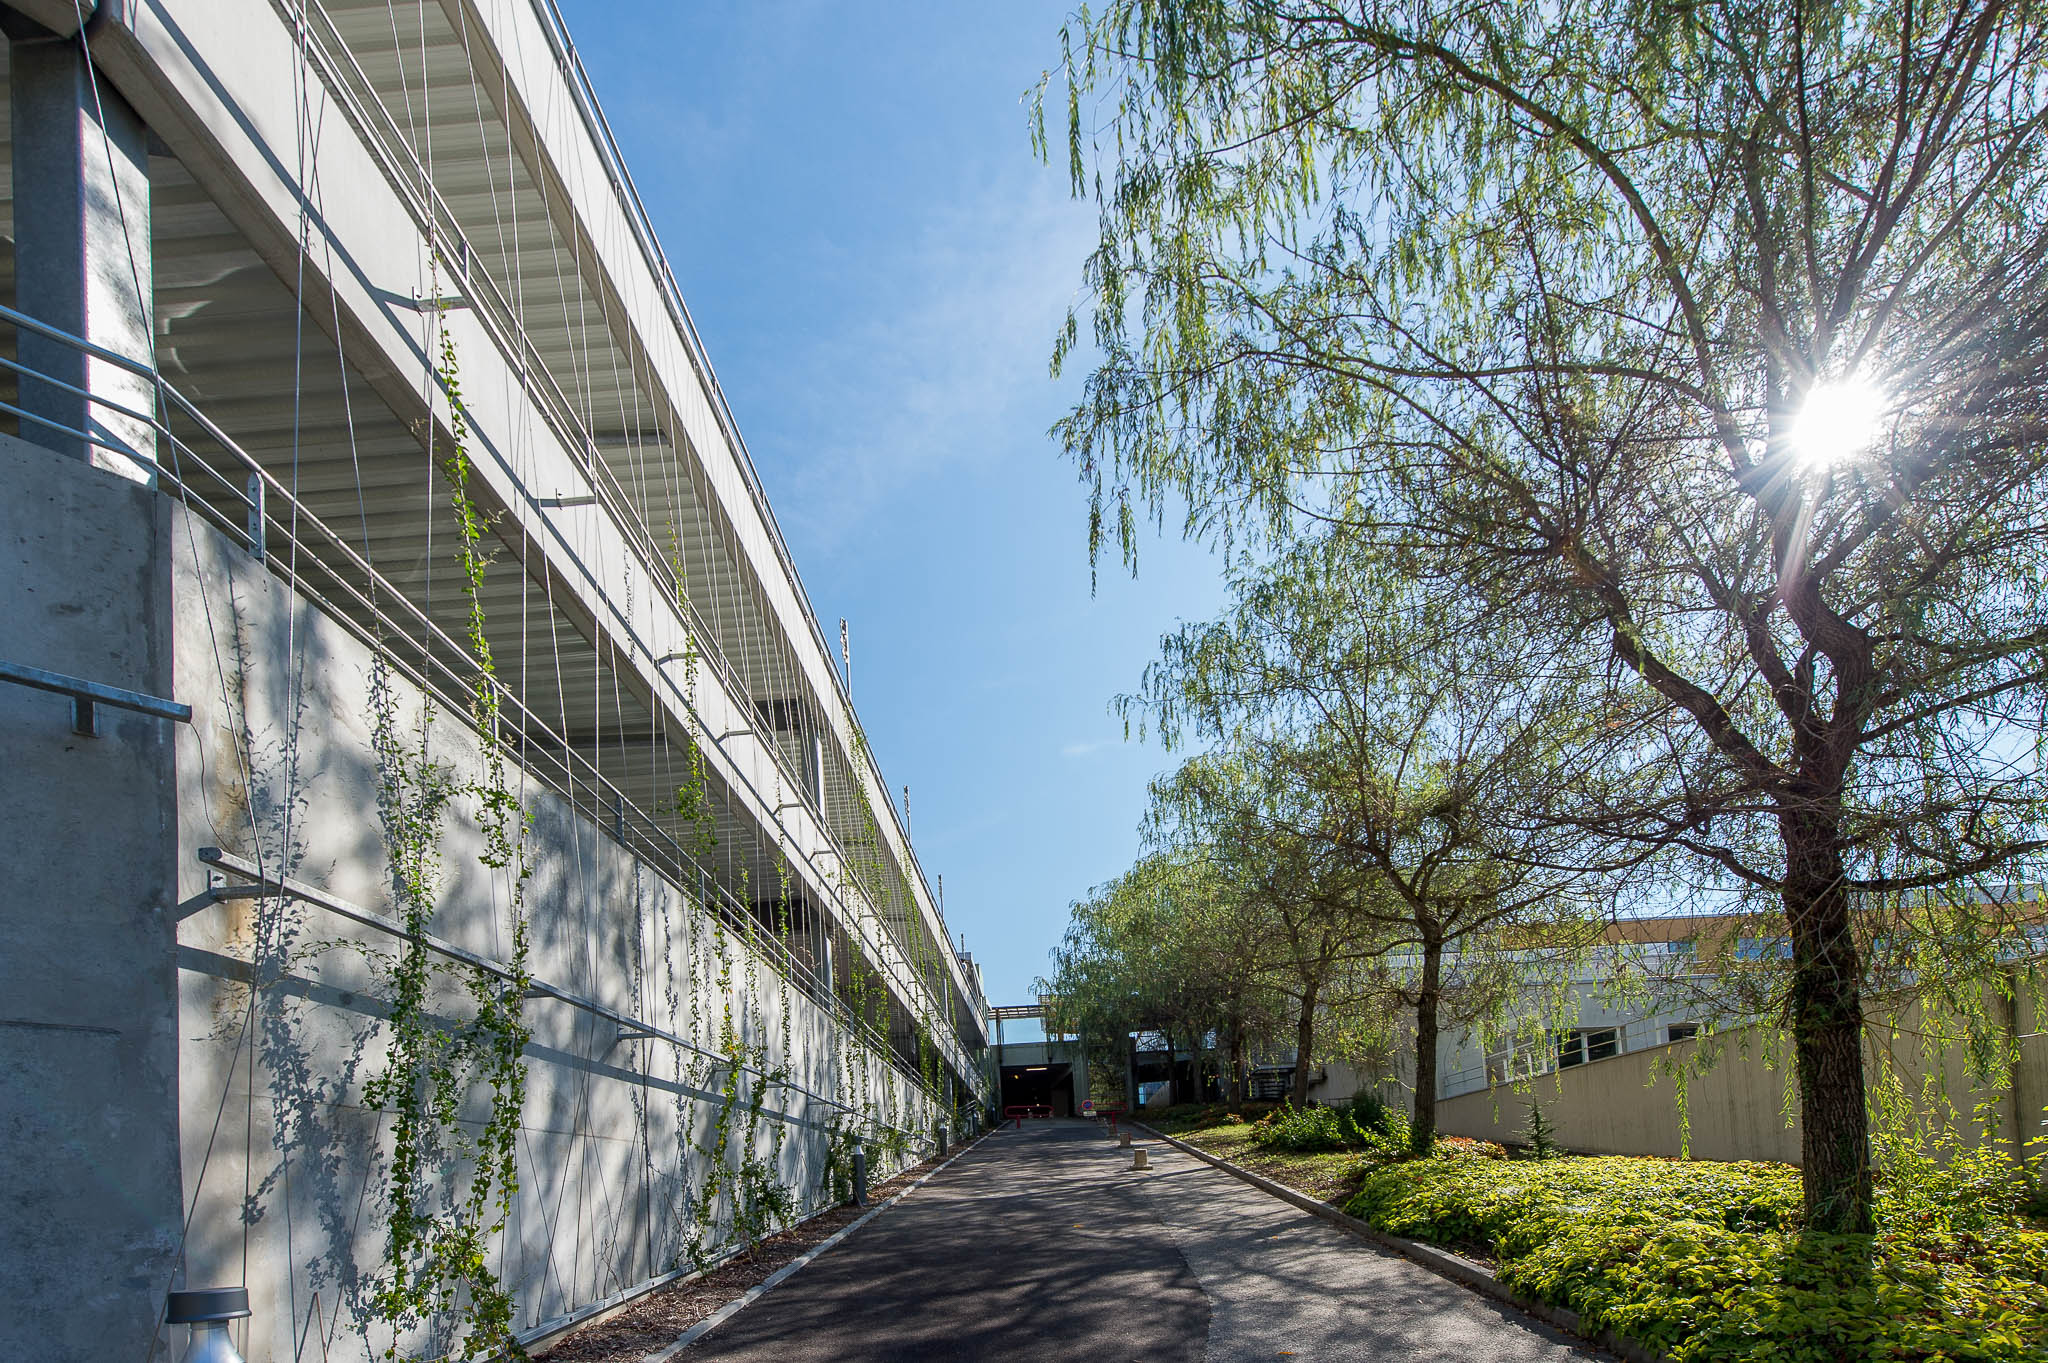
[1142, 1105, 2048, 1361]
[1348, 1151, 2048, 1362]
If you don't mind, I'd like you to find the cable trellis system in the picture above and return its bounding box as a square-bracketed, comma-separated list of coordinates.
[0, 1, 992, 1357]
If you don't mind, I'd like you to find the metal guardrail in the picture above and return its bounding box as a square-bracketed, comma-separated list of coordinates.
[520, 0, 968, 1005]
[289, 0, 979, 1057]
[0, 301, 956, 1108]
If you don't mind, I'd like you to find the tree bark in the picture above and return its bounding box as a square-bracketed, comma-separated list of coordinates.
[1411, 936, 1443, 1154]
[1781, 805, 1873, 1233]
[1226, 1016, 1248, 1104]
[1290, 981, 1319, 1106]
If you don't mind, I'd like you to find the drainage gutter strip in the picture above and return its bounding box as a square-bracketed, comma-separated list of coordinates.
[1129, 1122, 1670, 1363]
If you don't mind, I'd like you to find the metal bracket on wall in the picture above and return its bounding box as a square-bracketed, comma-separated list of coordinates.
[206, 868, 269, 901]
[605, 1023, 658, 1054]
[406, 285, 472, 311]
[0, 658, 192, 737]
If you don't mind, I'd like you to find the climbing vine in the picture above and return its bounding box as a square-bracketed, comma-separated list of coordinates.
[362, 263, 532, 1362]
[682, 915, 798, 1267]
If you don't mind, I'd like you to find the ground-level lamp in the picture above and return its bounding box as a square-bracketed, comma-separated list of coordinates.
[167, 1288, 250, 1363]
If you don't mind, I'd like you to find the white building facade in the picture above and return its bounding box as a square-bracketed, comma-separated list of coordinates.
[0, 2, 989, 1358]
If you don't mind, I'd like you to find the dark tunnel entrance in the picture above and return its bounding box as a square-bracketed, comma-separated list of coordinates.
[999, 1061, 1075, 1116]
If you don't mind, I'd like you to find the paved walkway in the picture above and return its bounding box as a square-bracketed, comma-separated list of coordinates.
[685, 1120, 1609, 1362]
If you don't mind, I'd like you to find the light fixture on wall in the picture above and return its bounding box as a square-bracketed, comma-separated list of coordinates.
[167, 1289, 250, 1363]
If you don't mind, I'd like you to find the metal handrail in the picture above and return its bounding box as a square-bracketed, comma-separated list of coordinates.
[198, 846, 916, 1136]
[0, 658, 193, 728]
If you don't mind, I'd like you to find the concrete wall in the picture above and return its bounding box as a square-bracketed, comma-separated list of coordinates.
[167, 504, 935, 1361]
[0, 434, 184, 1362]
[91, 0, 983, 1085]
[1431, 984, 2048, 1167]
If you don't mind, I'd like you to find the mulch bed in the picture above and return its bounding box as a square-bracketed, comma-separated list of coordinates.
[535, 1144, 968, 1363]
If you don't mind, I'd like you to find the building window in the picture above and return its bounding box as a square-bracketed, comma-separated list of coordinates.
[1736, 936, 1791, 962]
[1555, 1027, 1620, 1068]
[1666, 1023, 1700, 1044]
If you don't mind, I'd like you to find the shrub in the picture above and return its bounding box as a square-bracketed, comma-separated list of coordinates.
[1344, 1154, 2048, 1361]
[1342, 1090, 1395, 1136]
[1247, 1099, 1427, 1156]
[1519, 1101, 1564, 1159]
[1250, 1102, 1355, 1152]
[1146, 1101, 1277, 1134]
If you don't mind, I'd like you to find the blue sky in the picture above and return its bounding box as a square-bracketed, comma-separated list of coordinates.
[558, 2, 1229, 1007]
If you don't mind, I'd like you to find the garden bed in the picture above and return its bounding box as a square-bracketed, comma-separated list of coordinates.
[1140, 1104, 2048, 1362]
[1345, 1153, 2048, 1363]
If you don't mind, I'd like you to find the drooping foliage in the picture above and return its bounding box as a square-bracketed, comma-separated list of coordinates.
[1038, 0, 2048, 1231]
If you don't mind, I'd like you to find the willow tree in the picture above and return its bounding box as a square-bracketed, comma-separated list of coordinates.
[1152, 749, 1393, 1105]
[1142, 536, 1614, 1146]
[1041, 0, 2048, 1232]
[1040, 851, 1275, 1104]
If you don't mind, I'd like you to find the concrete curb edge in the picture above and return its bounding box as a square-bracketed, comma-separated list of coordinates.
[1128, 1122, 1670, 1363]
[639, 1133, 989, 1360]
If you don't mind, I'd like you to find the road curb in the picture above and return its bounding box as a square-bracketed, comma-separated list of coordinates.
[639, 1134, 989, 1360]
[1127, 1122, 1670, 1363]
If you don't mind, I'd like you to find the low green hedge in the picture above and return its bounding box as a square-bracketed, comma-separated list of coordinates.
[1248, 1097, 1415, 1153]
[1345, 1153, 2048, 1362]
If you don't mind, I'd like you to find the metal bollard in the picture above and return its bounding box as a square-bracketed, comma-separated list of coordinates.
[937, 1122, 949, 1157]
[852, 1143, 868, 1207]
[1130, 1146, 1149, 1171]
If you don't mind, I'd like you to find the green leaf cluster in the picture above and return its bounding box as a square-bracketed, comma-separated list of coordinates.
[361, 263, 533, 1361]
[1249, 1096, 1411, 1155]
[1346, 1153, 2048, 1360]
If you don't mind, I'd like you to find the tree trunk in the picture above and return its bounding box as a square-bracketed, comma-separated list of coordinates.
[1411, 936, 1443, 1155]
[1781, 805, 1873, 1233]
[1290, 981, 1318, 1107]
[1229, 1021, 1249, 1105]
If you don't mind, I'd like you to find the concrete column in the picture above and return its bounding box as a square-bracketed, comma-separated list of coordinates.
[8, 16, 155, 478]
[0, 432, 181, 1360]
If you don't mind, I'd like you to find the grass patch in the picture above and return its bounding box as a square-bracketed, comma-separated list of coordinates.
[1140, 1103, 1374, 1204]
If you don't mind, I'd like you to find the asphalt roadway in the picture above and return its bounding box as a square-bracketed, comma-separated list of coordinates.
[684, 1120, 1612, 1363]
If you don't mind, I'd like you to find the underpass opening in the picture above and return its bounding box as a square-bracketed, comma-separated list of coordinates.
[1000, 1061, 1075, 1116]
